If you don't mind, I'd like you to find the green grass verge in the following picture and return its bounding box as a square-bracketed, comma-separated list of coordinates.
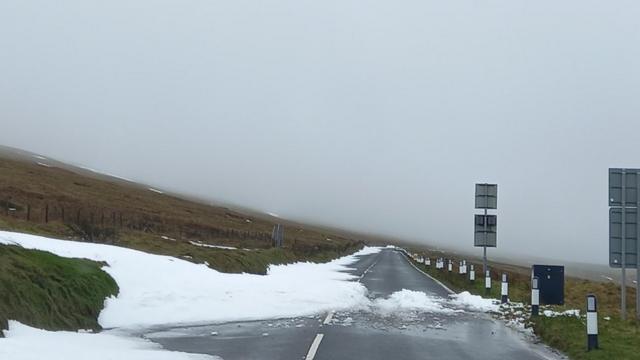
[407, 254, 640, 360]
[0, 244, 118, 335]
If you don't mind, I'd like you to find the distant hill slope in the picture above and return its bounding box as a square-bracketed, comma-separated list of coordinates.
[0, 145, 365, 273]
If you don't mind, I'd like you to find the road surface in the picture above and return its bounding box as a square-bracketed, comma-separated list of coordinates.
[146, 249, 561, 359]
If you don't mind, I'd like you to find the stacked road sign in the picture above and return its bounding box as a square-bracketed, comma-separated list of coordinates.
[608, 168, 640, 320]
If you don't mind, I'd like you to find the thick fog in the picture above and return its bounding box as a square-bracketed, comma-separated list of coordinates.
[1, 1, 639, 264]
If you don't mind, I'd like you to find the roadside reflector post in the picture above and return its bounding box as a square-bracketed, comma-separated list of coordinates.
[501, 273, 508, 304]
[587, 294, 598, 351]
[531, 276, 540, 316]
[425, 257, 431, 266]
[469, 264, 475, 282]
[485, 269, 491, 295]
[448, 259, 453, 272]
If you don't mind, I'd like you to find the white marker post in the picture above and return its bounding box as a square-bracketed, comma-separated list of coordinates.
[501, 273, 508, 304]
[587, 294, 598, 351]
[469, 264, 475, 282]
[425, 257, 431, 266]
[531, 276, 540, 316]
[448, 259, 453, 272]
[485, 269, 491, 295]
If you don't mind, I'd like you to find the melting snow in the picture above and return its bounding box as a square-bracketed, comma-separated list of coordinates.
[0, 321, 218, 360]
[0, 231, 379, 329]
[188, 241, 237, 250]
[448, 291, 500, 312]
[542, 309, 580, 318]
[373, 290, 458, 314]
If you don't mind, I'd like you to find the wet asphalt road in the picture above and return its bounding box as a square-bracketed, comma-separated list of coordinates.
[146, 249, 560, 360]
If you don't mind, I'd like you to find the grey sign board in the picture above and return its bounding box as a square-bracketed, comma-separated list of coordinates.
[609, 207, 638, 268]
[609, 169, 639, 207]
[474, 214, 497, 247]
[272, 224, 284, 248]
[475, 184, 498, 209]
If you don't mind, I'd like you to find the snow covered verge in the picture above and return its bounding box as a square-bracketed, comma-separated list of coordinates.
[0, 321, 219, 360]
[0, 231, 379, 329]
[448, 291, 500, 312]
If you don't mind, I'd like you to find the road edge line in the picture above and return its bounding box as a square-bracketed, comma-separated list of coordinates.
[401, 253, 455, 295]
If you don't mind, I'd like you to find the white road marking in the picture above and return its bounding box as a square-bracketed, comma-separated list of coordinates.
[402, 253, 455, 294]
[323, 311, 334, 325]
[359, 259, 379, 281]
[305, 333, 324, 360]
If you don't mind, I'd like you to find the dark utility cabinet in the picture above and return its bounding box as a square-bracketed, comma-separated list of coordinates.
[531, 265, 565, 305]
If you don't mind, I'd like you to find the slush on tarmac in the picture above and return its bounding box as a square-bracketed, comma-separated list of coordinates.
[148, 249, 561, 360]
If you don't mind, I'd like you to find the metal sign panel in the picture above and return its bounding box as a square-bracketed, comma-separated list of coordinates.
[609, 169, 639, 207]
[474, 214, 497, 247]
[609, 208, 638, 268]
[272, 224, 284, 248]
[475, 184, 498, 209]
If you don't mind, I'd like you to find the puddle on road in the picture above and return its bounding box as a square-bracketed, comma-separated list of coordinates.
[144, 315, 322, 340]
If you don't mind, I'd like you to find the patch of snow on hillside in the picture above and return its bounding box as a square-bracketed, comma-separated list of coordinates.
[148, 188, 164, 194]
[0, 321, 217, 360]
[188, 241, 237, 250]
[77, 166, 135, 183]
[0, 231, 380, 329]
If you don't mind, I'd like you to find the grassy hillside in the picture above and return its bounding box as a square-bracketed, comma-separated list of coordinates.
[405, 249, 640, 360]
[0, 245, 118, 335]
[0, 147, 365, 274]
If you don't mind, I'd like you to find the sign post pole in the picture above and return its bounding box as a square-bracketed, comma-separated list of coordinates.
[621, 171, 627, 321]
[483, 208, 488, 275]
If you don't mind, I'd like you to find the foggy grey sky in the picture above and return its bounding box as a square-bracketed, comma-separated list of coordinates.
[1, 1, 639, 264]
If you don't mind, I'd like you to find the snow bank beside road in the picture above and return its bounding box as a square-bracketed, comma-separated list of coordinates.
[449, 291, 500, 312]
[0, 231, 378, 329]
[0, 321, 218, 360]
[374, 290, 459, 314]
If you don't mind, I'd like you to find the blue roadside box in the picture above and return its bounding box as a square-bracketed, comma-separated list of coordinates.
[531, 265, 564, 305]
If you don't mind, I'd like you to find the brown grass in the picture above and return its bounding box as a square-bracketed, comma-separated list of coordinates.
[0, 151, 365, 273]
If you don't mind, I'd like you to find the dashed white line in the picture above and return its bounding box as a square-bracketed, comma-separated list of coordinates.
[305, 333, 324, 360]
[359, 259, 379, 281]
[323, 311, 334, 325]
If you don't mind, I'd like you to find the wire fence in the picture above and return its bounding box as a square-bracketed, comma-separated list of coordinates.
[0, 198, 274, 244]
